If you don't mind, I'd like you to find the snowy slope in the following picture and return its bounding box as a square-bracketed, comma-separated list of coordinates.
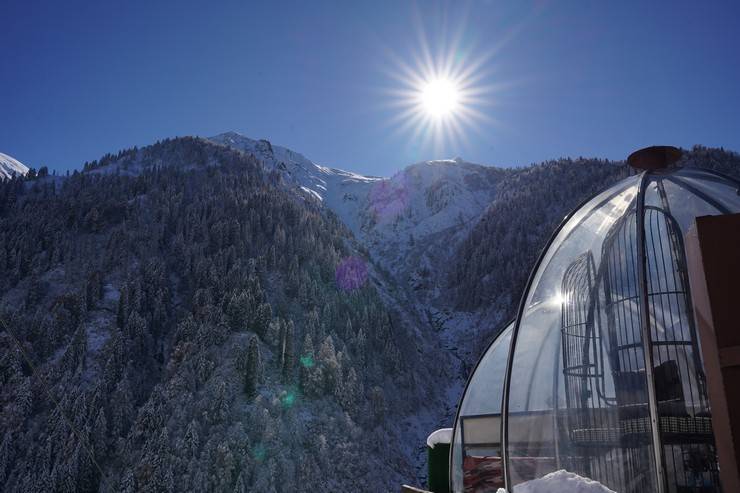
[209, 132, 382, 233]
[210, 131, 507, 327]
[364, 157, 503, 236]
[357, 158, 505, 292]
[209, 132, 504, 255]
[0, 152, 29, 180]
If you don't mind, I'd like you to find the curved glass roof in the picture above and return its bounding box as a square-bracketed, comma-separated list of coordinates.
[502, 167, 740, 493]
[450, 165, 740, 493]
[450, 322, 513, 493]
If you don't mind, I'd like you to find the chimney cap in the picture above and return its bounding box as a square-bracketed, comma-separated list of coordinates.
[627, 146, 682, 170]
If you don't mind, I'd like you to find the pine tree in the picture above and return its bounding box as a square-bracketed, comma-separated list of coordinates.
[317, 336, 340, 394]
[116, 287, 128, 328]
[16, 377, 33, 418]
[226, 291, 249, 331]
[25, 273, 43, 309]
[370, 386, 386, 424]
[253, 302, 272, 338]
[338, 366, 359, 413]
[119, 469, 136, 493]
[244, 337, 260, 397]
[233, 471, 246, 493]
[86, 271, 103, 310]
[212, 380, 230, 423]
[61, 325, 88, 375]
[92, 409, 108, 459]
[281, 320, 295, 382]
[0, 432, 13, 485]
[298, 332, 315, 393]
[184, 420, 200, 458]
[124, 310, 147, 351]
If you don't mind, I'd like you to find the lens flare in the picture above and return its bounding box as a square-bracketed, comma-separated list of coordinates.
[252, 443, 266, 462]
[335, 256, 369, 291]
[368, 170, 409, 224]
[280, 390, 297, 409]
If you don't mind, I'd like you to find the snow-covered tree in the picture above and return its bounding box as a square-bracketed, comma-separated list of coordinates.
[244, 337, 261, 397]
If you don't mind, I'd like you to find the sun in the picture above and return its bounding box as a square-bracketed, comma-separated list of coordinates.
[381, 13, 504, 157]
[420, 78, 460, 118]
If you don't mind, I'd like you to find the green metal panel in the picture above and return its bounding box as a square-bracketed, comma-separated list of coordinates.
[427, 443, 450, 493]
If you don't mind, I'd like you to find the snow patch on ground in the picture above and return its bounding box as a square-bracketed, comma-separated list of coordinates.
[512, 470, 617, 493]
[300, 185, 323, 201]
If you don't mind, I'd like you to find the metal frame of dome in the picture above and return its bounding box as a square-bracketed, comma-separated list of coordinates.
[484, 148, 740, 493]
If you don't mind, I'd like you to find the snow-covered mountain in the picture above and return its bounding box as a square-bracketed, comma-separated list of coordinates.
[0, 152, 29, 180]
[209, 133, 505, 290]
[208, 132, 503, 243]
[356, 158, 506, 295]
[208, 132, 382, 233]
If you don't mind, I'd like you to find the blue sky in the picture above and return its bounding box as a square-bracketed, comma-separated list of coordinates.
[2, 0, 740, 176]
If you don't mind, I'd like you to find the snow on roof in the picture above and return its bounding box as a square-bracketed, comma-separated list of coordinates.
[426, 428, 453, 448]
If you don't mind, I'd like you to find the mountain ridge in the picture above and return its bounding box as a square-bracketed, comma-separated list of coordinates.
[0, 152, 29, 181]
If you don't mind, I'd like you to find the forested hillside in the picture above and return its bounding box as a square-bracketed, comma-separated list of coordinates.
[1, 136, 738, 493]
[0, 138, 422, 492]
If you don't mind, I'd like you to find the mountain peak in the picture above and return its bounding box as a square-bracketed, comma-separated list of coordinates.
[0, 152, 29, 180]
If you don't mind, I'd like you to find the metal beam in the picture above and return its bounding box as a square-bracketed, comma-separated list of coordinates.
[635, 171, 667, 493]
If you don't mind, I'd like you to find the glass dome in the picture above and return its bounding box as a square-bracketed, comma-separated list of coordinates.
[450, 322, 513, 492]
[450, 163, 740, 493]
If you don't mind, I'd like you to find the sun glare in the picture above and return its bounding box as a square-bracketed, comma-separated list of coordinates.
[420, 78, 460, 118]
[381, 10, 506, 157]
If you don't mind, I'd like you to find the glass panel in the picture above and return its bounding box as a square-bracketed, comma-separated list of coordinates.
[660, 172, 740, 230]
[638, 172, 739, 493]
[505, 174, 660, 493]
[671, 168, 740, 210]
[451, 323, 513, 493]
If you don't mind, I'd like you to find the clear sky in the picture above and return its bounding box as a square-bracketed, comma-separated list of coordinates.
[2, 0, 740, 176]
